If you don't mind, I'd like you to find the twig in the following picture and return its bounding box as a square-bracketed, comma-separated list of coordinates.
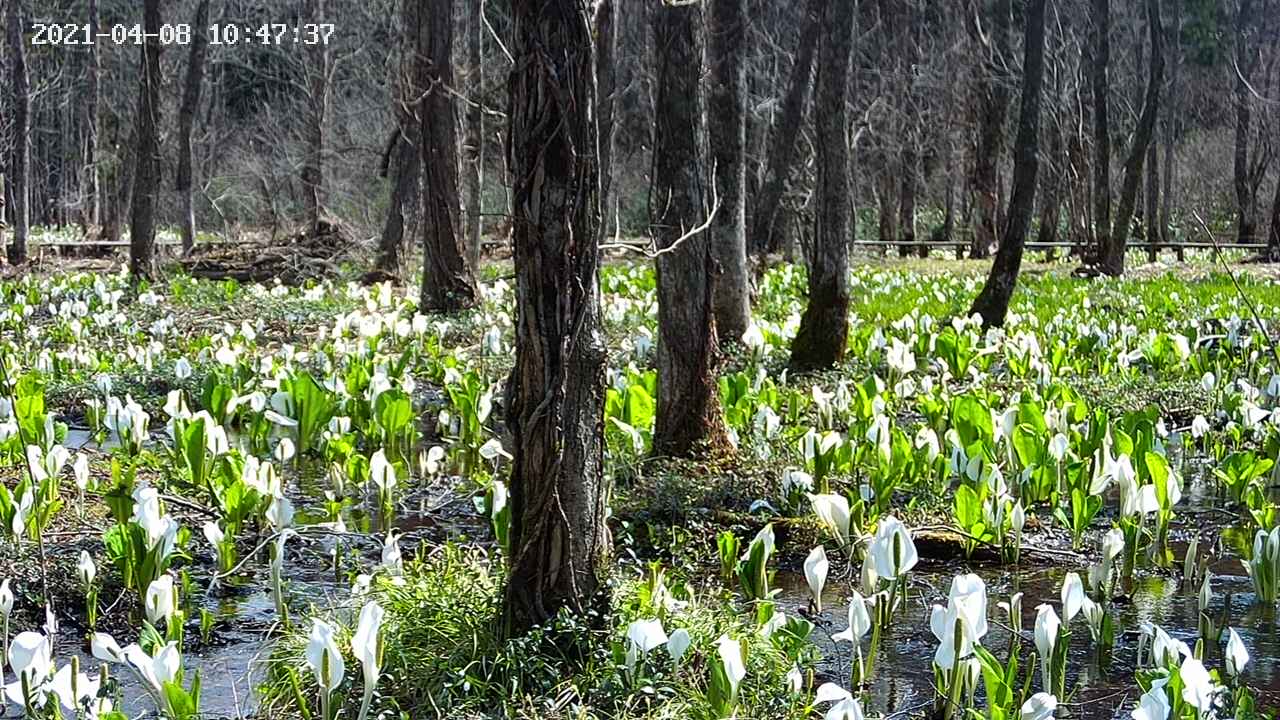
[1190, 210, 1280, 367]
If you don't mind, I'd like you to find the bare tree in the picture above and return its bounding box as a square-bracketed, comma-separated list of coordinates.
[302, 0, 330, 235]
[971, 0, 1047, 326]
[789, 0, 855, 371]
[502, 0, 609, 637]
[749, 0, 822, 256]
[129, 0, 163, 281]
[651, 0, 729, 458]
[7, 0, 31, 265]
[416, 0, 478, 311]
[969, 0, 1012, 259]
[1101, 0, 1162, 276]
[177, 0, 212, 254]
[376, 6, 423, 278]
[84, 0, 101, 229]
[707, 0, 752, 342]
[1091, 0, 1111, 263]
[462, 0, 485, 269]
[1233, 0, 1259, 245]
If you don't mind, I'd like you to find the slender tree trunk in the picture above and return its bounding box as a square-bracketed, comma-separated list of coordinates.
[749, 0, 822, 256]
[651, 0, 729, 458]
[1162, 1, 1180, 259]
[900, 146, 918, 258]
[1036, 121, 1063, 261]
[707, 0, 752, 342]
[942, 139, 957, 247]
[1267, 168, 1280, 259]
[177, 0, 211, 255]
[1145, 127, 1159, 262]
[970, 0, 1012, 260]
[1233, 0, 1257, 245]
[129, 0, 163, 281]
[85, 0, 101, 229]
[1092, 0, 1111, 264]
[970, 0, 1046, 327]
[302, 0, 329, 235]
[596, 0, 618, 206]
[876, 173, 897, 249]
[789, 0, 855, 371]
[462, 0, 485, 270]
[502, 0, 609, 637]
[1102, 0, 1162, 276]
[416, 0, 478, 312]
[6, 0, 31, 265]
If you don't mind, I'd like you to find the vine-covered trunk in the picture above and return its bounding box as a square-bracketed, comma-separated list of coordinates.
[502, 0, 609, 637]
[416, 0, 478, 312]
[970, 0, 1046, 327]
[651, 0, 729, 458]
[707, 0, 752, 343]
[789, 0, 855, 371]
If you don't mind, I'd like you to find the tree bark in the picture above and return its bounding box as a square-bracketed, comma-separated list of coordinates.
[502, 0, 609, 637]
[1144, 125, 1159, 262]
[749, 0, 822, 256]
[462, 0, 485, 270]
[900, 145, 918, 257]
[707, 0, 752, 343]
[177, 0, 211, 255]
[1268, 165, 1280, 259]
[970, 0, 1046, 327]
[302, 0, 329, 235]
[595, 0, 618, 205]
[651, 0, 729, 458]
[6, 0, 30, 265]
[376, 125, 419, 277]
[1091, 0, 1111, 264]
[1232, 0, 1257, 246]
[85, 0, 101, 229]
[969, 0, 1012, 260]
[1101, 0, 1162, 277]
[789, 0, 855, 371]
[1036, 120, 1063, 260]
[416, 0, 478, 312]
[129, 0, 163, 281]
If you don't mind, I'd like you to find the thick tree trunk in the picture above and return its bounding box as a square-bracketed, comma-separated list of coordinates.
[462, 0, 485, 270]
[416, 0, 478, 312]
[1092, 0, 1111, 264]
[1102, 0, 1162, 277]
[85, 0, 101, 229]
[302, 0, 329, 235]
[1268, 169, 1280, 259]
[502, 0, 609, 637]
[971, 0, 1046, 327]
[651, 0, 729, 458]
[595, 0, 618, 206]
[707, 0, 752, 343]
[177, 0, 211, 255]
[376, 125, 419, 277]
[789, 0, 855, 371]
[1233, 0, 1257, 246]
[6, 0, 30, 265]
[749, 0, 822, 256]
[969, 0, 1011, 260]
[129, 0, 163, 281]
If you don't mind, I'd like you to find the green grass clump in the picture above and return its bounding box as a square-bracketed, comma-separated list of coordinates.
[261, 544, 811, 720]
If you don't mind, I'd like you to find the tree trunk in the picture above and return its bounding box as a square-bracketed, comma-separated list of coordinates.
[85, 0, 101, 229]
[789, 0, 855, 371]
[1267, 167, 1280, 259]
[1144, 127, 1159, 262]
[416, 0, 478, 312]
[502, 0, 609, 637]
[749, 0, 822, 256]
[375, 125, 419, 277]
[177, 0, 211, 255]
[900, 146, 918, 258]
[969, 0, 1012, 260]
[707, 0, 752, 343]
[651, 0, 729, 458]
[1091, 0, 1111, 264]
[302, 0, 329, 235]
[595, 0, 618, 207]
[462, 0, 485, 270]
[129, 0, 163, 281]
[1102, 0, 1162, 277]
[6, 0, 30, 265]
[1162, 0, 1180, 259]
[1036, 121, 1063, 260]
[970, 0, 1046, 327]
[1233, 0, 1257, 246]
